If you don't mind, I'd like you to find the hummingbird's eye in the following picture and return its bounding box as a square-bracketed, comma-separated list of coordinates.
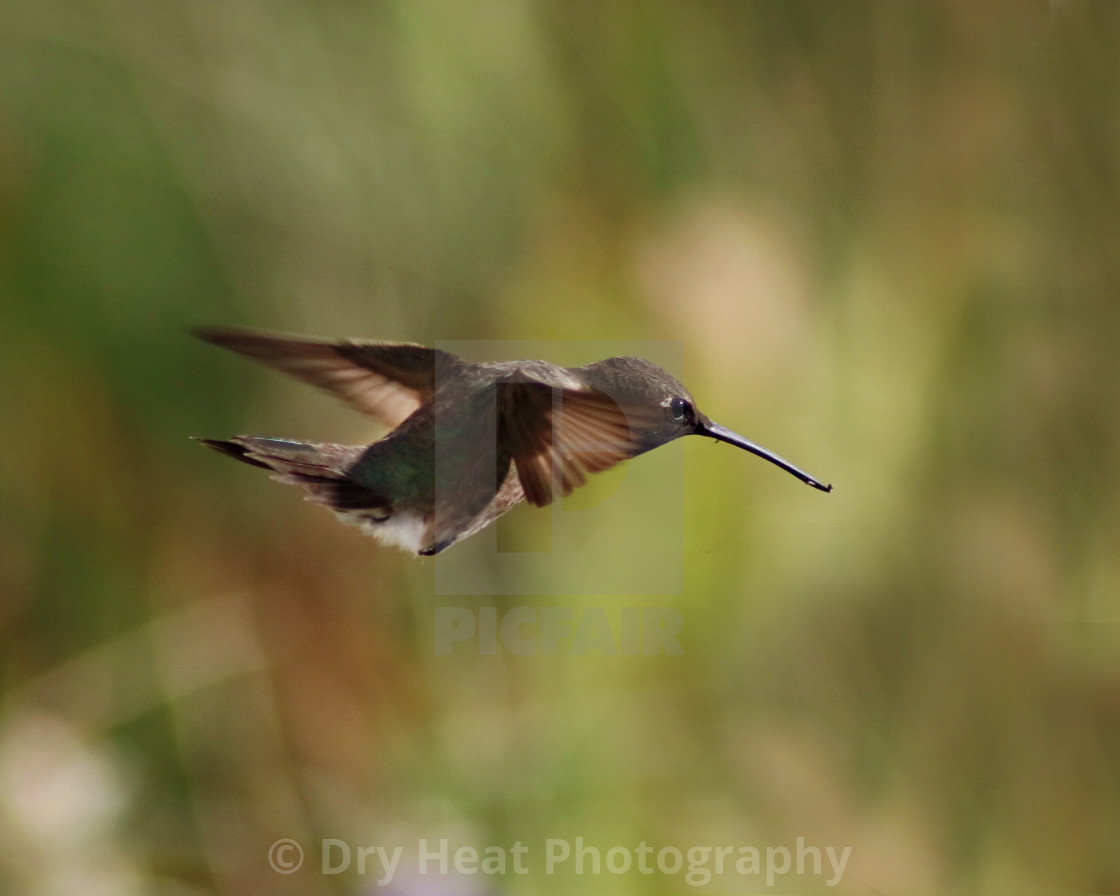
[669, 397, 692, 422]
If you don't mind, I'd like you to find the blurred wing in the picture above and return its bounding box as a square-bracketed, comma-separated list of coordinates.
[195, 327, 460, 429]
[498, 372, 651, 507]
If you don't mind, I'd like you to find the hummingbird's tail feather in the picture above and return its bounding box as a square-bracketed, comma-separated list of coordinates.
[194, 436, 386, 511]
[194, 435, 435, 553]
[193, 437, 273, 469]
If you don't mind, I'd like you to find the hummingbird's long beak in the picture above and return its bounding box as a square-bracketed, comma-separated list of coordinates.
[698, 421, 833, 492]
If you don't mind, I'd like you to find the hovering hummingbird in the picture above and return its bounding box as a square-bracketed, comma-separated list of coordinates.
[194, 328, 831, 556]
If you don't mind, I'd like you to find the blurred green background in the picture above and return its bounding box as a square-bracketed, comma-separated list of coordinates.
[3, 2, 1119, 894]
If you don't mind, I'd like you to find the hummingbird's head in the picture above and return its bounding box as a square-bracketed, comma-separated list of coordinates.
[577, 357, 703, 451]
[580, 357, 833, 493]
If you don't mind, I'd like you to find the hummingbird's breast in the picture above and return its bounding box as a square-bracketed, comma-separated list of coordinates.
[346, 380, 520, 553]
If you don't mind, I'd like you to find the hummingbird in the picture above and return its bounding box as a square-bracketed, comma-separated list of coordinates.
[194, 328, 831, 556]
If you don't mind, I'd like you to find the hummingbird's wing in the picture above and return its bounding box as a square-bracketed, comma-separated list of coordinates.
[498, 372, 657, 507]
[194, 327, 461, 429]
